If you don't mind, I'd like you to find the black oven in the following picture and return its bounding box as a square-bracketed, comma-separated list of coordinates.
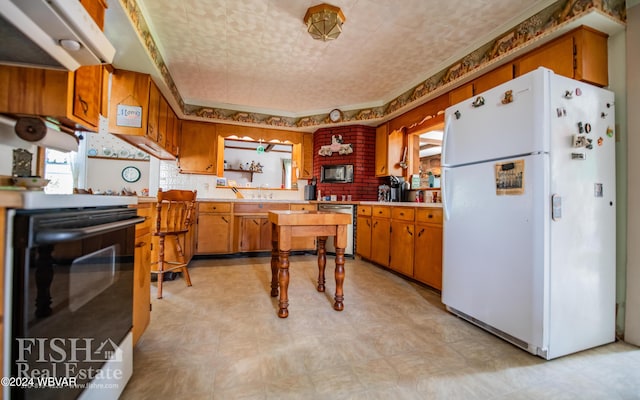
[8, 206, 143, 400]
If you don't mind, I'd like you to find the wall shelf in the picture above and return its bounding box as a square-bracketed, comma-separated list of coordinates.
[224, 168, 262, 183]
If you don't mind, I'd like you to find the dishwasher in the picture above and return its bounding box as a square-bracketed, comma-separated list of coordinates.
[317, 203, 355, 257]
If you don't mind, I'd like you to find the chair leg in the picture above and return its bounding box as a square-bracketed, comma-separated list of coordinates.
[157, 235, 165, 299]
[173, 235, 192, 288]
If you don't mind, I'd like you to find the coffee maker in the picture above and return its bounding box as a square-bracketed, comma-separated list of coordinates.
[389, 176, 408, 202]
[304, 177, 317, 200]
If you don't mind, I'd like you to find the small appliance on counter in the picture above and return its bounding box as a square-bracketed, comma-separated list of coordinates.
[389, 176, 408, 202]
[304, 177, 317, 200]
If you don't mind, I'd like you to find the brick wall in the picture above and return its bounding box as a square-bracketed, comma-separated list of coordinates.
[313, 125, 385, 201]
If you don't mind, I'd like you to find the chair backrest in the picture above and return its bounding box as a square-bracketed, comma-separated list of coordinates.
[155, 189, 197, 234]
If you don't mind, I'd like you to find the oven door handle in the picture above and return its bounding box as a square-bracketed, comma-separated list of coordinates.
[35, 217, 146, 244]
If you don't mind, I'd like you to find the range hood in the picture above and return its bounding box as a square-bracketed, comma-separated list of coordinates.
[0, 0, 115, 71]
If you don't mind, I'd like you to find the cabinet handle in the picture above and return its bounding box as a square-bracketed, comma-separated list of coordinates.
[373, 221, 378, 228]
[78, 96, 89, 115]
[135, 241, 147, 248]
[417, 228, 425, 237]
[406, 226, 413, 236]
[253, 219, 260, 226]
[400, 212, 404, 216]
[366, 219, 370, 227]
[222, 216, 229, 223]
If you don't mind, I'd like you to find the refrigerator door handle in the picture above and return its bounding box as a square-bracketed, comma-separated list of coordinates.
[441, 114, 453, 166]
[443, 168, 450, 221]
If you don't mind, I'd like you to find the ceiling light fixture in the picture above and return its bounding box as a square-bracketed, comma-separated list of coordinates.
[304, 3, 346, 41]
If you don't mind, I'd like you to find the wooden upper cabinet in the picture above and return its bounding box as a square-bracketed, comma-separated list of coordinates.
[375, 123, 403, 177]
[179, 120, 217, 174]
[147, 81, 160, 142]
[79, 0, 107, 30]
[301, 132, 314, 179]
[516, 34, 574, 78]
[108, 69, 151, 136]
[108, 70, 177, 160]
[449, 83, 474, 106]
[73, 65, 102, 127]
[573, 26, 608, 87]
[515, 26, 608, 87]
[473, 63, 514, 95]
[0, 65, 102, 131]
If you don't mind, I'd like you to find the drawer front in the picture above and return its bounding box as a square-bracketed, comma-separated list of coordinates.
[372, 206, 390, 218]
[357, 205, 372, 216]
[416, 208, 443, 224]
[199, 202, 232, 213]
[234, 202, 289, 214]
[391, 207, 415, 221]
[290, 203, 317, 211]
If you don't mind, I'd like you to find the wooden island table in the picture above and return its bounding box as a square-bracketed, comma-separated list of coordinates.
[268, 210, 352, 318]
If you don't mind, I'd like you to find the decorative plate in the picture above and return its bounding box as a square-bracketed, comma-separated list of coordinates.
[88, 148, 98, 156]
[119, 149, 130, 158]
[102, 147, 113, 157]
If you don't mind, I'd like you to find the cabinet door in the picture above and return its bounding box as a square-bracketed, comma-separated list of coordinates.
[414, 224, 443, 290]
[179, 121, 217, 174]
[239, 217, 262, 251]
[356, 216, 372, 259]
[157, 96, 168, 148]
[573, 27, 608, 87]
[197, 214, 232, 254]
[516, 34, 574, 78]
[301, 132, 314, 179]
[260, 218, 272, 251]
[73, 65, 101, 128]
[109, 70, 151, 136]
[147, 82, 160, 141]
[375, 124, 404, 177]
[473, 63, 514, 95]
[389, 220, 414, 276]
[371, 218, 390, 266]
[132, 232, 151, 345]
[449, 83, 474, 106]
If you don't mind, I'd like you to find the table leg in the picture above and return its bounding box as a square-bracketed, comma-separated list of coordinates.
[270, 224, 279, 297]
[278, 250, 290, 318]
[334, 247, 345, 311]
[317, 236, 327, 292]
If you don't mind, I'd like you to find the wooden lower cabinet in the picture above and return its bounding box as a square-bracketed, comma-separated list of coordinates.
[413, 208, 443, 290]
[356, 215, 372, 259]
[371, 219, 391, 267]
[389, 220, 414, 276]
[132, 204, 152, 345]
[357, 205, 443, 290]
[196, 202, 233, 254]
[235, 216, 272, 252]
[414, 224, 443, 290]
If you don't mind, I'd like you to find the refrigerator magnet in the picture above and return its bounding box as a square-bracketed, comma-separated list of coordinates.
[597, 137, 604, 146]
[606, 127, 614, 137]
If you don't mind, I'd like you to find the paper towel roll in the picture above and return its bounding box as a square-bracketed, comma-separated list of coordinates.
[0, 115, 79, 152]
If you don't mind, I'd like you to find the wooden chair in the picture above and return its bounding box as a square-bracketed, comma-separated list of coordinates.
[152, 188, 197, 298]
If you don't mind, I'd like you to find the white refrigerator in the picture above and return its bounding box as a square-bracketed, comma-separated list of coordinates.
[441, 67, 616, 360]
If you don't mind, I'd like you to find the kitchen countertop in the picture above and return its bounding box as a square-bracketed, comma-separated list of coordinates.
[137, 196, 442, 207]
[0, 190, 138, 209]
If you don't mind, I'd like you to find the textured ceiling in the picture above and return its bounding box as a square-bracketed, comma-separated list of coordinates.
[132, 0, 555, 117]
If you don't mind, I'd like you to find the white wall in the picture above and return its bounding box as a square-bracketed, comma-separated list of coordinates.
[224, 147, 288, 188]
[625, 1, 640, 346]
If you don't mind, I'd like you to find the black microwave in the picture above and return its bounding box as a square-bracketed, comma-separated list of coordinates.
[321, 164, 354, 183]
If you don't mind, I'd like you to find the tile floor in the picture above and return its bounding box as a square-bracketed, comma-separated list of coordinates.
[121, 255, 640, 399]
